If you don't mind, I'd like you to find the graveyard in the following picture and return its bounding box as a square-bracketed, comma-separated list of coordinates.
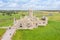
[0, 10, 60, 40]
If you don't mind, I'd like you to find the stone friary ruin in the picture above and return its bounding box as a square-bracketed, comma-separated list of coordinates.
[1, 9, 48, 40]
[14, 9, 48, 29]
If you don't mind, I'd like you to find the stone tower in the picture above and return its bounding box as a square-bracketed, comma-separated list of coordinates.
[29, 9, 33, 17]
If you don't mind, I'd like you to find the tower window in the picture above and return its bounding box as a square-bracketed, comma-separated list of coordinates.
[20, 23, 22, 27]
[27, 23, 31, 27]
[20, 25, 22, 27]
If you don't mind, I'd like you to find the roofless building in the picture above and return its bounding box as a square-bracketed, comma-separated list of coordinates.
[14, 9, 48, 29]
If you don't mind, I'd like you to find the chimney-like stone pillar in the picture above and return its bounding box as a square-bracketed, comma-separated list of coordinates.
[29, 9, 33, 17]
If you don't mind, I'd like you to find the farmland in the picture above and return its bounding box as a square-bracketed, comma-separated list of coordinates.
[0, 10, 60, 40]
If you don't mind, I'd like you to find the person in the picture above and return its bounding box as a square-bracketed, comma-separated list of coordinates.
[9, 27, 11, 29]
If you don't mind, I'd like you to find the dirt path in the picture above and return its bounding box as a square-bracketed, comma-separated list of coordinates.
[1, 21, 19, 40]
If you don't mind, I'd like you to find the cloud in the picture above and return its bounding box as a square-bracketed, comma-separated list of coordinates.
[7, 3, 18, 7]
[21, 0, 60, 10]
[0, 0, 60, 10]
[0, 1, 5, 7]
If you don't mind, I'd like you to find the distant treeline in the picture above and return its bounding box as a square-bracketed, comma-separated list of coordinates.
[0, 10, 60, 16]
[0, 10, 21, 16]
[35, 10, 60, 12]
[0, 10, 16, 16]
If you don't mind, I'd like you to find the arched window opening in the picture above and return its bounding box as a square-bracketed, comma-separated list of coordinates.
[27, 23, 31, 27]
[20, 23, 22, 27]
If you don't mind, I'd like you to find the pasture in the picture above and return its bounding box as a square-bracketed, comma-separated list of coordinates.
[0, 29, 6, 39]
[0, 11, 60, 40]
[12, 11, 60, 40]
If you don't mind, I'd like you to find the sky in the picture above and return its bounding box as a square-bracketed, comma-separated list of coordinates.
[0, 0, 60, 10]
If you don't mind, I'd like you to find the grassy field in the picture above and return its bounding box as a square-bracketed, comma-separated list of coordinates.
[12, 21, 60, 40]
[0, 29, 6, 39]
[0, 11, 28, 27]
[0, 11, 60, 40]
[12, 11, 60, 40]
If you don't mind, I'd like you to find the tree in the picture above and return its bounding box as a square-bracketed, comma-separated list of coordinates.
[2, 13, 5, 16]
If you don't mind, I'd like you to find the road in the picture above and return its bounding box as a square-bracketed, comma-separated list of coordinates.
[1, 21, 20, 40]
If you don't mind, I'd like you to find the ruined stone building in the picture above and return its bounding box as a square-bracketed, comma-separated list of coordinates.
[14, 9, 48, 29]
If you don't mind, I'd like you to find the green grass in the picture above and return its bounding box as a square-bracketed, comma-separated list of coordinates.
[12, 21, 60, 40]
[0, 29, 6, 38]
[0, 11, 60, 40]
[0, 11, 28, 27]
[12, 11, 60, 40]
